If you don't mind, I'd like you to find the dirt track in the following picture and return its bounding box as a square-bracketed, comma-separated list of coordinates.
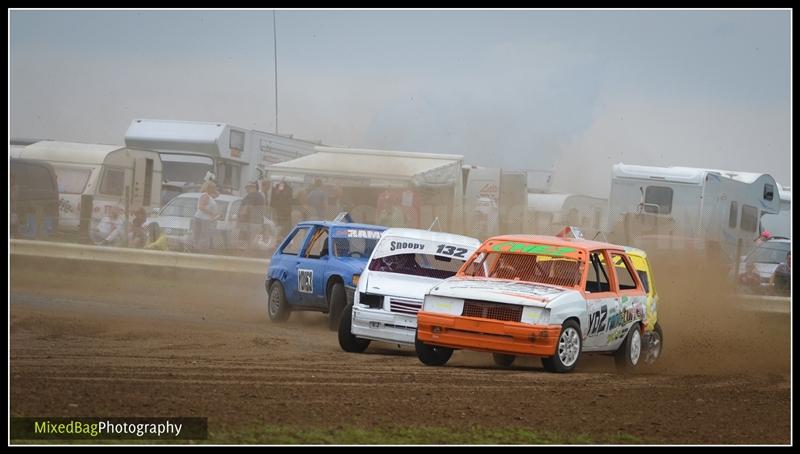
[9, 256, 792, 444]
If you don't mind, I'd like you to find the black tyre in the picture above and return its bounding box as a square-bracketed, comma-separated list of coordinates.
[642, 322, 664, 366]
[492, 353, 516, 368]
[615, 323, 643, 372]
[338, 303, 371, 353]
[327, 282, 347, 331]
[267, 280, 291, 322]
[541, 320, 582, 373]
[415, 332, 453, 366]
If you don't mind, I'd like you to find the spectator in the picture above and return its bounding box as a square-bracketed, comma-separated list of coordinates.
[771, 251, 791, 295]
[93, 206, 126, 246]
[270, 178, 293, 237]
[143, 222, 169, 251]
[129, 207, 148, 248]
[239, 181, 265, 248]
[193, 181, 221, 251]
[738, 261, 762, 293]
[307, 178, 328, 219]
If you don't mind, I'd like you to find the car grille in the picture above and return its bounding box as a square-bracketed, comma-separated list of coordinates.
[389, 297, 423, 315]
[461, 300, 523, 322]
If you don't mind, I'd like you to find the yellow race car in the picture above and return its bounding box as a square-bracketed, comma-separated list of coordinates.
[617, 247, 663, 365]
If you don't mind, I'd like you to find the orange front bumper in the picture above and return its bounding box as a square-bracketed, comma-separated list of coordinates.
[416, 311, 562, 357]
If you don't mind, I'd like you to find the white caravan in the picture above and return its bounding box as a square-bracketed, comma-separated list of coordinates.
[14, 141, 162, 231]
[338, 228, 480, 352]
[125, 119, 321, 197]
[608, 164, 781, 260]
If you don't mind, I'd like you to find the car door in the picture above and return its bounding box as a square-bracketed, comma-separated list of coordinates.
[607, 252, 647, 350]
[295, 226, 330, 309]
[277, 226, 313, 306]
[582, 250, 621, 351]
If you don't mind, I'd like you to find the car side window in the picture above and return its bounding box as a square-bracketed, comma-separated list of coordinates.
[282, 227, 310, 256]
[305, 228, 329, 259]
[585, 252, 611, 293]
[611, 254, 639, 291]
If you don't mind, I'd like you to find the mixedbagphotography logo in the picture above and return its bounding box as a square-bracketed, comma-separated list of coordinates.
[10, 417, 208, 440]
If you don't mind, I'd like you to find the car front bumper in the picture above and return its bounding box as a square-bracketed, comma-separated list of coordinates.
[351, 305, 417, 346]
[416, 312, 562, 357]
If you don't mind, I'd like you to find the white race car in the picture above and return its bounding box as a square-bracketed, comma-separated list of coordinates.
[338, 228, 481, 353]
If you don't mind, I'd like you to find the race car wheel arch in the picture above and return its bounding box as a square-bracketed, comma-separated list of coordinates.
[338, 303, 371, 353]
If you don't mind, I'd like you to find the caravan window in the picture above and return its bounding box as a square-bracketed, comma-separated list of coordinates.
[763, 184, 774, 202]
[229, 130, 245, 158]
[644, 186, 673, 215]
[728, 202, 738, 228]
[53, 167, 91, 194]
[740, 205, 758, 233]
[99, 169, 125, 196]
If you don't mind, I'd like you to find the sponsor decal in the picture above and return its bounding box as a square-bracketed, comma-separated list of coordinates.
[298, 269, 313, 293]
[436, 244, 469, 258]
[490, 242, 576, 257]
[345, 229, 382, 239]
[390, 241, 425, 251]
[588, 305, 608, 337]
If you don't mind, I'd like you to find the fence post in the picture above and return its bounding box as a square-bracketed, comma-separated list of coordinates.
[78, 194, 94, 244]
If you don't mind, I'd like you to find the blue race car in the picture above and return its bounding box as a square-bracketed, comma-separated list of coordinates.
[265, 221, 388, 330]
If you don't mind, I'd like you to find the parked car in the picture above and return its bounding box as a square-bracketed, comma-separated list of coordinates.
[736, 238, 791, 294]
[148, 192, 275, 253]
[338, 228, 481, 353]
[414, 234, 655, 373]
[10, 158, 59, 239]
[265, 221, 387, 330]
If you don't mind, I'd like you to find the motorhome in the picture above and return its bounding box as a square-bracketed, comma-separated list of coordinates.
[526, 193, 608, 239]
[607, 164, 781, 261]
[124, 119, 321, 197]
[14, 141, 162, 232]
[760, 185, 791, 239]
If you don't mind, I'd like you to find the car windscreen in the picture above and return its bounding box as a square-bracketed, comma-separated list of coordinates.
[53, 166, 92, 194]
[368, 253, 465, 279]
[331, 228, 382, 258]
[748, 242, 791, 264]
[461, 251, 583, 289]
[160, 197, 229, 218]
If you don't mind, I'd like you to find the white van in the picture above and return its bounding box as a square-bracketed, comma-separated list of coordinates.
[15, 141, 162, 232]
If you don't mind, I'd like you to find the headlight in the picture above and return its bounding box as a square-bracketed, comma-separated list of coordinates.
[422, 295, 464, 315]
[352, 274, 360, 286]
[521, 307, 549, 325]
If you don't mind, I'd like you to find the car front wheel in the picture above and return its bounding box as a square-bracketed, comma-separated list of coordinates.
[338, 303, 371, 353]
[415, 332, 453, 366]
[541, 320, 582, 373]
[328, 282, 347, 331]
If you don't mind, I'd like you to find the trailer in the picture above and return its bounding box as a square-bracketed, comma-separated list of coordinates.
[13, 141, 162, 233]
[124, 119, 322, 197]
[607, 164, 781, 261]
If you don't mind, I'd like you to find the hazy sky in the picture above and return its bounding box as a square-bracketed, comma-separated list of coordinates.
[9, 9, 791, 196]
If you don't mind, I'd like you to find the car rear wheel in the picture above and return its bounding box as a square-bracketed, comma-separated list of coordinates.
[338, 303, 371, 353]
[492, 353, 516, 368]
[541, 320, 582, 373]
[615, 323, 643, 372]
[642, 322, 663, 366]
[267, 281, 291, 322]
[415, 332, 453, 366]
